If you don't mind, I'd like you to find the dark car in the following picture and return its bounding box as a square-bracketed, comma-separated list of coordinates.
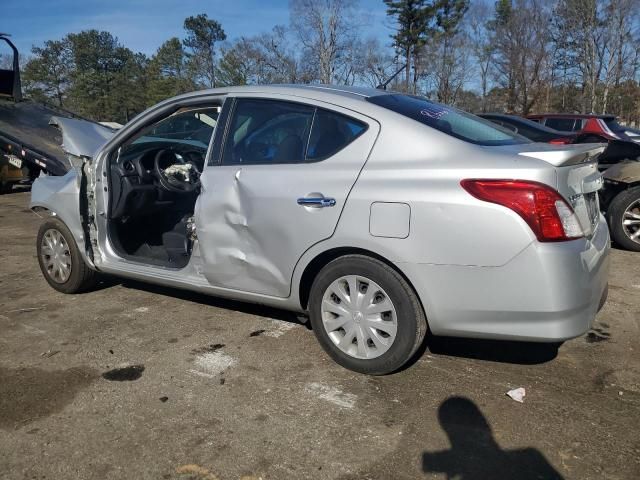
[478, 113, 575, 144]
[527, 113, 640, 144]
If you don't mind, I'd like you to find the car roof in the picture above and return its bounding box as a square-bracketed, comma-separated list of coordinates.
[526, 113, 616, 120]
[182, 84, 390, 102]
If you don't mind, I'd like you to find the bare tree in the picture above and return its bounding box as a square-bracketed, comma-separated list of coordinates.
[289, 0, 362, 84]
[466, 2, 493, 111]
[490, 0, 551, 114]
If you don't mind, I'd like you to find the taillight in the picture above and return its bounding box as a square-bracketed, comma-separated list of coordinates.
[460, 179, 584, 242]
[549, 138, 572, 145]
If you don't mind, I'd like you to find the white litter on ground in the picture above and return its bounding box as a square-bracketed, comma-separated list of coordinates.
[262, 319, 297, 338]
[190, 352, 236, 378]
[305, 382, 357, 409]
[134, 307, 149, 313]
[506, 387, 526, 403]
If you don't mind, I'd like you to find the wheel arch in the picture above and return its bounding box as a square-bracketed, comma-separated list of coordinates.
[297, 246, 426, 318]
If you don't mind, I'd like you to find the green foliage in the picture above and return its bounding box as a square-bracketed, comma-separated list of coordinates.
[22, 40, 71, 107]
[146, 38, 195, 105]
[183, 14, 227, 88]
[16, 4, 640, 125]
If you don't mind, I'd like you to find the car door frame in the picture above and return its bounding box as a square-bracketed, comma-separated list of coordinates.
[195, 91, 381, 298]
[86, 93, 227, 276]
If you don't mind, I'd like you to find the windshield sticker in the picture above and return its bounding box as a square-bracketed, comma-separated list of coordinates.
[420, 105, 449, 120]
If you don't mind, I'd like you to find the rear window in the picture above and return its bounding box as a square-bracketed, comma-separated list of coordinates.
[545, 118, 578, 132]
[366, 94, 529, 146]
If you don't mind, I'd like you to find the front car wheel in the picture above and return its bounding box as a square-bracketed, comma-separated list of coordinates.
[37, 217, 98, 293]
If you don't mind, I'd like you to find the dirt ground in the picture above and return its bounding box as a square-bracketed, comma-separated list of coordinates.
[1, 189, 639, 480]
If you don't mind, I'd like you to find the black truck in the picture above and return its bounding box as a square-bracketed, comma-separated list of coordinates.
[0, 33, 81, 192]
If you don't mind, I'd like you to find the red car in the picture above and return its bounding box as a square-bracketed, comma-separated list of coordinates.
[527, 113, 640, 144]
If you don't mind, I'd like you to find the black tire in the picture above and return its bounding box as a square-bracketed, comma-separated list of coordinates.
[36, 217, 98, 293]
[308, 254, 427, 375]
[0, 181, 12, 194]
[607, 186, 640, 252]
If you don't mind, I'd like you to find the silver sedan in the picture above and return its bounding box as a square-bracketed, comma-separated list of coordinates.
[31, 85, 610, 374]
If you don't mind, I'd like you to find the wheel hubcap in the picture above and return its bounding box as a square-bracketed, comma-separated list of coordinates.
[41, 229, 72, 283]
[321, 275, 398, 359]
[622, 199, 640, 245]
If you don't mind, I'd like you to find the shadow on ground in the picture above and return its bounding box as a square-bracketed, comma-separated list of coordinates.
[117, 278, 306, 326]
[426, 336, 560, 365]
[422, 396, 564, 479]
[97, 276, 560, 365]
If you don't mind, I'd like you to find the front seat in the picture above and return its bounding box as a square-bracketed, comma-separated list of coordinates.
[274, 134, 303, 163]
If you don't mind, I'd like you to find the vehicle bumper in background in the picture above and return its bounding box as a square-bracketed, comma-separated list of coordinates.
[399, 215, 610, 342]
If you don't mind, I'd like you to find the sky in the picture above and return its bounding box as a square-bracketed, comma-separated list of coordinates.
[1, 0, 394, 58]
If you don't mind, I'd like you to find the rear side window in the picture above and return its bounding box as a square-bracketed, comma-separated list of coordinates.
[222, 98, 367, 165]
[545, 118, 577, 132]
[307, 110, 367, 160]
[366, 94, 529, 146]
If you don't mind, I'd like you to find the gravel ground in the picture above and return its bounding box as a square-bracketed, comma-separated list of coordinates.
[1, 189, 639, 480]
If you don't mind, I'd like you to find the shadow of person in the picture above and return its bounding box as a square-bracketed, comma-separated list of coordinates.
[422, 397, 564, 479]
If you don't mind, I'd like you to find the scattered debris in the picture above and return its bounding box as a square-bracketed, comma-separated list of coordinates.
[506, 387, 526, 403]
[40, 349, 60, 358]
[7, 306, 46, 314]
[102, 365, 145, 381]
[261, 320, 296, 338]
[159, 396, 169, 403]
[305, 382, 357, 409]
[175, 464, 220, 480]
[190, 352, 236, 379]
[191, 343, 225, 355]
[586, 329, 611, 343]
[249, 329, 266, 337]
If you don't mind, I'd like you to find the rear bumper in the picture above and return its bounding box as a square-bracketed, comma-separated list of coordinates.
[399, 215, 610, 342]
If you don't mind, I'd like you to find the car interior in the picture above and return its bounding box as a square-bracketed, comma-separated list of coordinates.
[107, 105, 220, 268]
[105, 99, 367, 269]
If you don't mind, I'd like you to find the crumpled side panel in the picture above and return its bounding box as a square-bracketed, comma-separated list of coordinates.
[29, 169, 91, 265]
[195, 169, 289, 297]
[49, 116, 114, 159]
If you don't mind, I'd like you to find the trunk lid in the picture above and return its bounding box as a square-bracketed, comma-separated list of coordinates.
[496, 143, 606, 237]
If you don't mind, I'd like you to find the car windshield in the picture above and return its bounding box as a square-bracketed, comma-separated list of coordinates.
[132, 107, 220, 149]
[367, 94, 530, 146]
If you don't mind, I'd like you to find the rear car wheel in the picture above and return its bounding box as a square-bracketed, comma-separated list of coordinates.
[37, 218, 98, 293]
[308, 255, 427, 375]
[607, 186, 640, 252]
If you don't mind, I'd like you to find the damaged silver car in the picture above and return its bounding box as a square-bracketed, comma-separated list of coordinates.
[31, 86, 610, 374]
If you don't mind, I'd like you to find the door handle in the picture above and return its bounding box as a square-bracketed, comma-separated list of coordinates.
[297, 196, 336, 208]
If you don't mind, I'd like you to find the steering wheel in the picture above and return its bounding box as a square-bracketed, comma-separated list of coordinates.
[153, 149, 200, 194]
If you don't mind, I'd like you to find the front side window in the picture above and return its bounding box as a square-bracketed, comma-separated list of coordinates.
[367, 94, 528, 146]
[130, 107, 220, 151]
[222, 99, 368, 164]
